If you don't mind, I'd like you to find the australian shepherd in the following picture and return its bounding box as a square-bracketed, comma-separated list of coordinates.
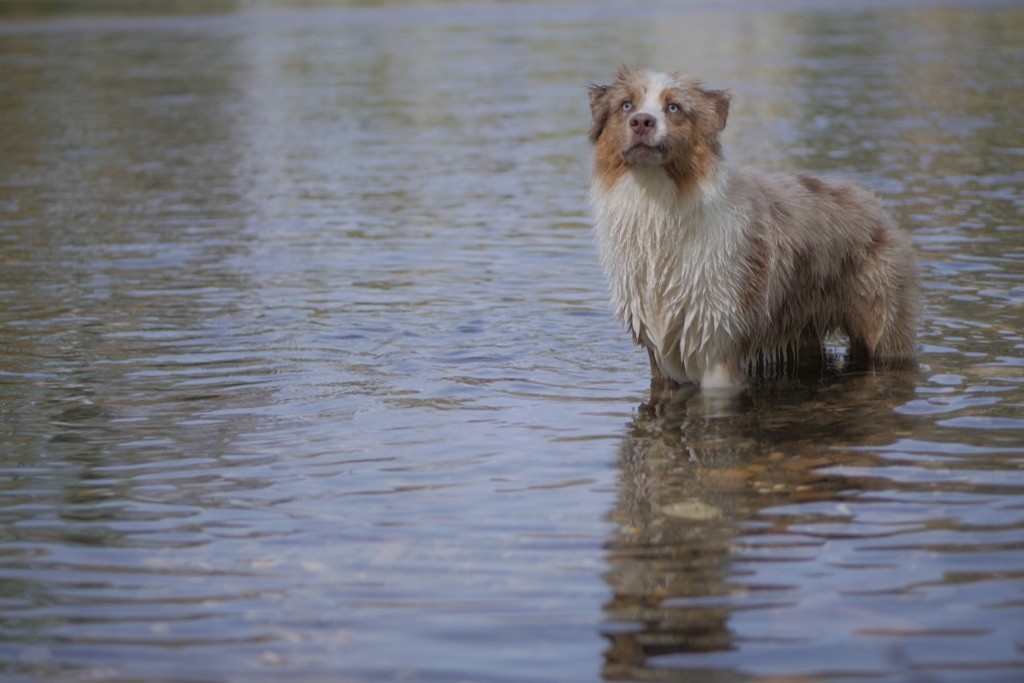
[587, 67, 918, 389]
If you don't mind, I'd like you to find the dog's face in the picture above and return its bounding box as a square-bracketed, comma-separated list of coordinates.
[588, 67, 730, 188]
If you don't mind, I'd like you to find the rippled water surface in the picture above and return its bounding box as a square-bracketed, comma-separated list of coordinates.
[1, 1, 1023, 681]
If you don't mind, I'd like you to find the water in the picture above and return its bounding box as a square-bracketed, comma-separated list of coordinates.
[1, 1, 1022, 681]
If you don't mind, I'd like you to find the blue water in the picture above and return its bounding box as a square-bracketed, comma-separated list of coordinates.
[1, 1, 1022, 681]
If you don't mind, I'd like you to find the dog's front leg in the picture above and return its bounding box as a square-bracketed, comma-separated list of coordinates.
[700, 360, 746, 389]
[647, 345, 680, 389]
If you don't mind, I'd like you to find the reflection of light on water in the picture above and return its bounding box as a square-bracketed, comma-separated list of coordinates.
[0, 1, 1022, 681]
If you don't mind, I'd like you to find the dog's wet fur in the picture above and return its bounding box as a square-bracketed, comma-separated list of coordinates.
[587, 67, 918, 389]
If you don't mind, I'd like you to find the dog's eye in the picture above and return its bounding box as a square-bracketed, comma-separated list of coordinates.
[667, 103, 681, 114]
[621, 102, 633, 112]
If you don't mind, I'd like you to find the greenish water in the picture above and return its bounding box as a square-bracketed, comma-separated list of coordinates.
[1, 1, 1022, 681]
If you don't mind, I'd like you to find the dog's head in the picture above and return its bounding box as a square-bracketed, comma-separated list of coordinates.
[588, 67, 730, 189]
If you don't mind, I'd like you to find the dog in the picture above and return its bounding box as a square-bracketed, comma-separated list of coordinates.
[587, 67, 919, 389]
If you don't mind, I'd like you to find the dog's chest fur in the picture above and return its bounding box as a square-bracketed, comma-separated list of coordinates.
[590, 168, 747, 382]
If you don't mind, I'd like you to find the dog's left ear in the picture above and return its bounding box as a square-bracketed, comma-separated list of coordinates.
[702, 89, 732, 132]
[587, 83, 611, 144]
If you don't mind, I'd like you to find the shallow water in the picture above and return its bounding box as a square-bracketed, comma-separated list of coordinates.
[1, 1, 1022, 681]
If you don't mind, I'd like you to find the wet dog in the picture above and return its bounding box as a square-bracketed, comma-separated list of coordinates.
[587, 67, 918, 389]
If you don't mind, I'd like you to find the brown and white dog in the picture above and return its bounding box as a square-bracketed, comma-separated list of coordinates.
[588, 67, 918, 389]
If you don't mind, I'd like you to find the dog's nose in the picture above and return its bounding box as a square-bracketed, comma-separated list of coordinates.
[629, 112, 657, 134]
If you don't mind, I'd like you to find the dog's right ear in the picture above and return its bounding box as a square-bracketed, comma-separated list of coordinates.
[587, 83, 611, 144]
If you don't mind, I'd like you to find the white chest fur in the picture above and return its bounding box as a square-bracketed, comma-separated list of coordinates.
[589, 168, 748, 385]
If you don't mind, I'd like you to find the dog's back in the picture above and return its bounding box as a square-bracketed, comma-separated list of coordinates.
[736, 169, 919, 362]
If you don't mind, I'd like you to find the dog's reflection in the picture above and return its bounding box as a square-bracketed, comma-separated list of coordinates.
[601, 368, 916, 680]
